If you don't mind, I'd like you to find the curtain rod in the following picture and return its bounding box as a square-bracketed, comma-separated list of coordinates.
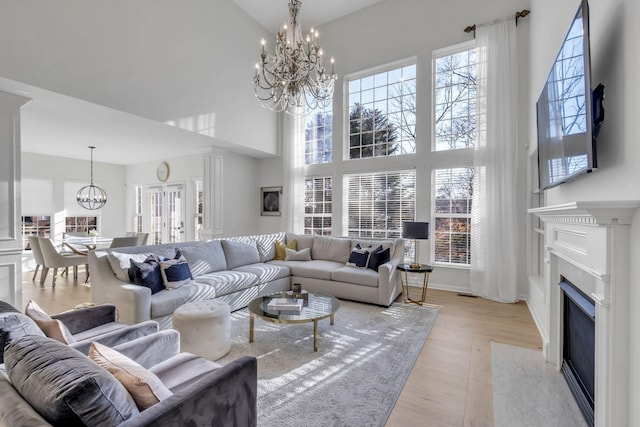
[464, 9, 530, 34]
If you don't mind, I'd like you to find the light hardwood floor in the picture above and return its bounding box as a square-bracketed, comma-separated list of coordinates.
[22, 270, 542, 427]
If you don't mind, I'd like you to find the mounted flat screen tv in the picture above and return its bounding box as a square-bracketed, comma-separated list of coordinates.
[537, 0, 604, 190]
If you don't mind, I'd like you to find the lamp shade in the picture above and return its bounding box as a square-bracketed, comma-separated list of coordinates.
[402, 222, 429, 240]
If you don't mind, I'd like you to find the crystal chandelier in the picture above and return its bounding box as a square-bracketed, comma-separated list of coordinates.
[254, 0, 337, 114]
[76, 146, 107, 210]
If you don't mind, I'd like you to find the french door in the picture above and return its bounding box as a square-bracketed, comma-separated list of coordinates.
[148, 184, 185, 244]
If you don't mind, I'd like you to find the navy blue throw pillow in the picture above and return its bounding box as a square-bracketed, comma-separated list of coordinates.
[368, 245, 391, 272]
[347, 244, 371, 268]
[128, 256, 164, 294]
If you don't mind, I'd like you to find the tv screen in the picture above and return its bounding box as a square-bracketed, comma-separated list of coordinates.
[537, 0, 600, 190]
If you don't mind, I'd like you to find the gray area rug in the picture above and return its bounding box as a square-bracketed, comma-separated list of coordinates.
[218, 300, 438, 427]
[491, 342, 587, 427]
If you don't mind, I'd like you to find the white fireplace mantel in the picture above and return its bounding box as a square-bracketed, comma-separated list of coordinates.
[529, 200, 640, 225]
[529, 200, 640, 427]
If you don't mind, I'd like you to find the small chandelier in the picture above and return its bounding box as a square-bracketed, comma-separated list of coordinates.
[254, 0, 337, 114]
[76, 146, 107, 210]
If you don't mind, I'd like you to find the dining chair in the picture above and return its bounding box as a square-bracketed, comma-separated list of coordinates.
[38, 237, 88, 287]
[135, 232, 149, 246]
[27, 236, 46, 282]
[109, 236, 140, 248]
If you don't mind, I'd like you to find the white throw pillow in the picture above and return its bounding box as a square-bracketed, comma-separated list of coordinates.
[284, 247, 312, 261]
[24, 300, 76, 344]
[89, 342, 173, 411]
[107, 252, 152, 282]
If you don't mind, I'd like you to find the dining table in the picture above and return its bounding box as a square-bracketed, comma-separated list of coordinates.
[61, 236, 113, 255]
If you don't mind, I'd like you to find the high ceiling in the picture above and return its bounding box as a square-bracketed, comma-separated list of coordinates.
[233, 0, 385, 33]
[7, 0, 386, 166]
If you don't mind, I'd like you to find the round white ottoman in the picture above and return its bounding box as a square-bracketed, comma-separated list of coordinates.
[172, 300, 231, 361]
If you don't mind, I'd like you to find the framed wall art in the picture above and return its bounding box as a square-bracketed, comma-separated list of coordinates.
[260, 186, 282, 216]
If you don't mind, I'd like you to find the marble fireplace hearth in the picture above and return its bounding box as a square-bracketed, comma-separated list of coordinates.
[530, 201, 640, 427]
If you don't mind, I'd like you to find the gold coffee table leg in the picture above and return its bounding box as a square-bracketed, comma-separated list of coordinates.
[249, 312, 255, 343]
[330, 314, 334, 326]
[313, 320, 318, 352]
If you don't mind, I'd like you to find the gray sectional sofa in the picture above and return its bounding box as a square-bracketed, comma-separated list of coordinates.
[89, 232, 404, 329]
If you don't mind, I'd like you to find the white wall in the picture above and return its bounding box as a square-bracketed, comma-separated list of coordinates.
[21, 152, 126, 237]
[125, 150, 262, 240]
[257, 0, 531, 294]
[529, 0, 640, 421]
[0, 0, 277, 156]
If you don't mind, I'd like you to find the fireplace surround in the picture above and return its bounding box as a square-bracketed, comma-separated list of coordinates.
[530, 201, 640, 427]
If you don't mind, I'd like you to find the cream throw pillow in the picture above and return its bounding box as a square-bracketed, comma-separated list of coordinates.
[284, 247, 312, 261]
[89, 342, 173, 410]
[24, 300, 77, 344]
[274, 239, 297, 260]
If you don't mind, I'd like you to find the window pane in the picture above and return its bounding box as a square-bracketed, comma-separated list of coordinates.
[433, 46, 477, 151]
[345, 170, 416, 261]
[304, 177, 332, 235]
[433, 168, 474, 265]
[347, 63, 417, 159]
[305, 97, 333, 165]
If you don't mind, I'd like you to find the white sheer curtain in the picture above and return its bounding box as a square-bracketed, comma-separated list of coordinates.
[470, 18, 519, 302]
[281, 112, 305, 234]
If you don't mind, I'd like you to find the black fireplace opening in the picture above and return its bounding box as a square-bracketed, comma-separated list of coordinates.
[560, 278, 595, 427]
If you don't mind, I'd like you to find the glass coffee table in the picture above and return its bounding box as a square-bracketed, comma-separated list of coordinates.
[248, 291, 340, 352]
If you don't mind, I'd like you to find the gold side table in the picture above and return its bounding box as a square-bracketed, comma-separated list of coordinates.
[398, 263, 433, 306]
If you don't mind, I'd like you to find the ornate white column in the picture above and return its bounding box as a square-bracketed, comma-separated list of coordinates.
[201, 148, 225, 239]
[0, 90, 31, 307]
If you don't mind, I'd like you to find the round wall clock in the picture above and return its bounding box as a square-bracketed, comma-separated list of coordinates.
[156, 162, 170, 182]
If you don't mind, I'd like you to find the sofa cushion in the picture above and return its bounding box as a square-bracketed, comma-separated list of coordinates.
[286, 233, 314, 251]
[24, 300, 76, 344]
[233, 263, 290, 284]
[5, 335, 139, 426]
[72, 321, 129, 342]
[352, 239, 395, 258]
[0, 376, 51, 426]
[347, 243, 373, 268]
[331, 266, 380, 287]
[129, 256, 165, 294]
[178, 240, 226, 276]
[222, 240, 260, 269]
[150, 282, 217, 318]
[311, 236, 351, 263]
[150, 352, 222, 392]
[274, 239, 297, 260]
[285, 247, 312, 261]
[253, 232, 286, 262]
[368, 245, 391, 272]
[0, 309, 44, 363]
[270, 260, 345, 280]
[89, 341, 173, 411]
[195, 270, 259, 297]
[160, 251, 194, 289]
[107, 251, 153, 282]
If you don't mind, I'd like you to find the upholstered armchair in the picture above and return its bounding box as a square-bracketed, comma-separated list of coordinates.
[0, 301, 159, 363]
[0, 330, 258, 427]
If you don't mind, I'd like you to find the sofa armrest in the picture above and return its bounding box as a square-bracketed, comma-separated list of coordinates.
[51, 304, 117, 334]
[69, 320, 159, 355]
[112, 329, 180, 369]
[118, 356, 258, 427]
[89, 251, 152, 324]
[377, 242, 404, 306]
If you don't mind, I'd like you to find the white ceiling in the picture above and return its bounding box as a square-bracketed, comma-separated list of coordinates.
[4, 1, 385, 166]
[0, 77, 263, 166]
[233, 0, 385, 33]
